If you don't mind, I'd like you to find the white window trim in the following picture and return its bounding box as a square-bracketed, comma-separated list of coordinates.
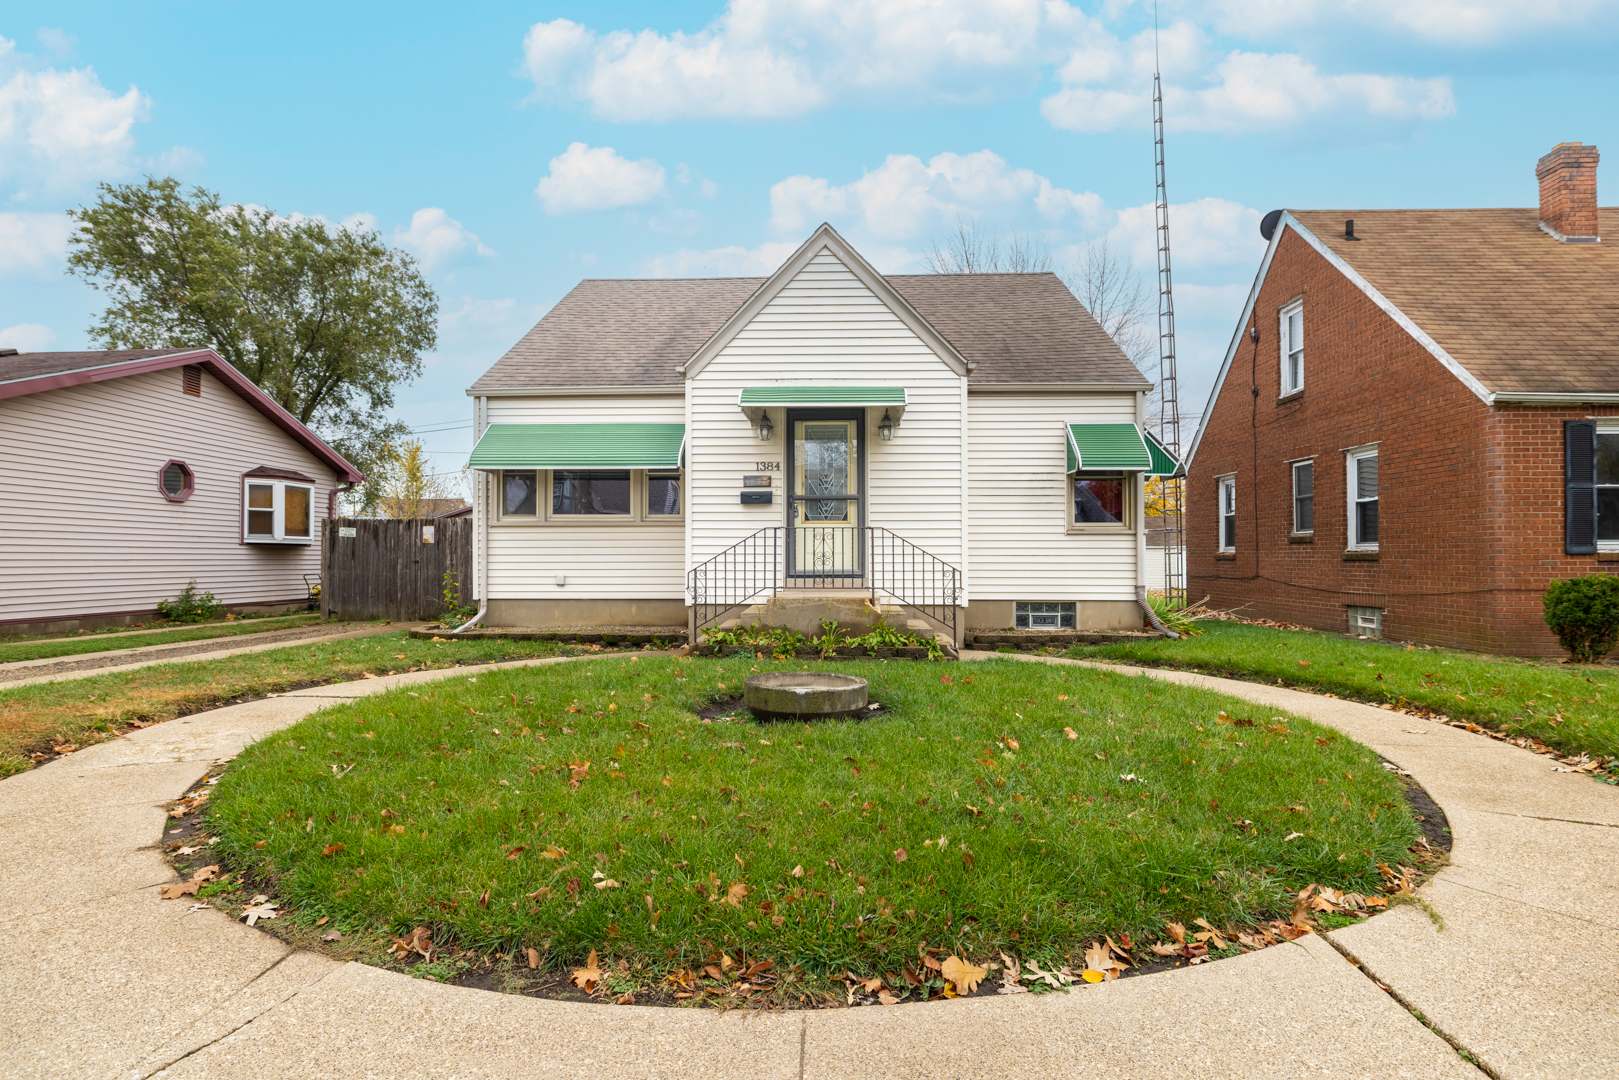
[494, 469, 684, 525]
[1291, 459, 1315, 535]
[1216, 473, 1236, 551]
[1279, 298, 1304, 396]
[1345, 445, 1379, 551]
[1068, 471, 1133, 534]
[1598, 420, 1619, 552]
[242, 479, 315, 545]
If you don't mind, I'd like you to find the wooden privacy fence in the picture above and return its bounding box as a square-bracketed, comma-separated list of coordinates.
[321, 516, 472, 623]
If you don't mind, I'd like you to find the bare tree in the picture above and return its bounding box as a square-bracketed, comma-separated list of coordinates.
[923, 215, 1053, 274]
[1062, 239, 1164, 425]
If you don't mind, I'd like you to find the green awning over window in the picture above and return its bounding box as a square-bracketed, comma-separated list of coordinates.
[1065, 422, 1154, 472]
[468, 423, 686, 470]
[1143, 429, 1183, 477]
[738, 386, 907, 407]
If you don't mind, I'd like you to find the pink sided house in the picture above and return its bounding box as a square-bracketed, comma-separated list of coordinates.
[0, 347, 363, 633]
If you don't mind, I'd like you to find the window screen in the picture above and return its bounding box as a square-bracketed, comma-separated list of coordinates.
[1016, 602, 1075, 629]
[648, 472, 682, 516]
[1074, 473, 1126, 524]
[553, 470, 632, 516]
[502, 471, 538, 517]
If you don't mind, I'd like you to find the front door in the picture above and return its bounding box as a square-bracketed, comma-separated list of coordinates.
[787, 411, 863, 580]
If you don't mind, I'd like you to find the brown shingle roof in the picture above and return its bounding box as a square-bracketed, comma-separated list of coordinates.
[0, 349, 192, 384]
[1290, 208, 1619, 396]
[470, 272, 1147, 391]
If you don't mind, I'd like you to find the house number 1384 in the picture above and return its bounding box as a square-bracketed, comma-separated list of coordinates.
[755, 461, 781, 470]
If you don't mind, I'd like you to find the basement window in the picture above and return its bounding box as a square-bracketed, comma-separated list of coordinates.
[1015, 602, 1075, 629]
[1347, 606, 1383, 638]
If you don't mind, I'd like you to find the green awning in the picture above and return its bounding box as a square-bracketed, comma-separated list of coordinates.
[1143, 429, 1183, 477]
[1065, 422, 1154, 472]
[468, 423, 686, 470]
[739, 386, 907, 407]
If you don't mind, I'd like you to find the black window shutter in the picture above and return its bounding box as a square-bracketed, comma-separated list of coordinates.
[1566, 420, 1597, 555]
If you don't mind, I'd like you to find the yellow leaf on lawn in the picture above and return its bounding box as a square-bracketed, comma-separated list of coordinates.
[1081, 969, 1105, 983]
[724, 882, 749, 907]
[940, 955, 987, 995]
[1064, 727, 1078, 740]
[541, 845, 566, 859]
[570, 949, 604, 992]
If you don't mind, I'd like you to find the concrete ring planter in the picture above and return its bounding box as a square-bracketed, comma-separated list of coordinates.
[743, 671, 869, 721]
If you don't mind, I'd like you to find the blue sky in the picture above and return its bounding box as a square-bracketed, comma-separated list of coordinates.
[3, 1, 1617, 474]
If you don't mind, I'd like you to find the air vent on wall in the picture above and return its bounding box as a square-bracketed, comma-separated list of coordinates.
[182, 365, 202, 397]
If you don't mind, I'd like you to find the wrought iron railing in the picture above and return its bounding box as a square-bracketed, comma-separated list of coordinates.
[688, 527, 781, 633]
[867, 527, 960, 638]
[688, 525, 961, 639]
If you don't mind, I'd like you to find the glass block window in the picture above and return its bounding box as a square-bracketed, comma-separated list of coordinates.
[1016, 601, 1076, 629]
[1348, 605, 1383, 638]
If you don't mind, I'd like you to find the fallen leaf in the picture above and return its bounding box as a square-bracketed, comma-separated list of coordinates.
[1063, 727, 1078, 740]
[724, 882, 749, 907]
[240, 901, 278, 927]
[594, 877, 621, 890]
[791, 865, 805, 878]
[615, 992, 636, 1005]
[527, 947, 540, 969]
[160, 880, 201, 900]
[541, 845, 566, 859]
[1004, 737, 1019, 750]
[940, 674, 954, 686]
[1284, 832, 1303, 841]
[1150, 942, 1180, 956]
[479, 888, 491, 908]
[940, 955, 987, 994]
[894, 847, 908, 862]
[961, 851, 975, 870]
[878, 990, 900, 1005]
[1165, 921, 1187, 944]
[570, 949, 604, 992]
[922, 955, 942, 972]
[1081, 969, 1105, 983]
[321, 930, 344, 942]
[506, 845, 526, 860]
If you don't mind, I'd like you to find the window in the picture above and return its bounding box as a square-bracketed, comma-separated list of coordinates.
[1218, 476, 1236, 550]
[1072, 472, 1129, 528]
[496, 470, 682, 522]
[242, 478, 314, 543]
[1016, 601, 1075, 629]
[1280, 299, 1304, 394]
[1348, 606, 1383, 637]
[1598, 426, 1619, 550]
[158, 460, 194, 502]
[1292, 461, 1314, 533]
[1348, 448, 1379, 549]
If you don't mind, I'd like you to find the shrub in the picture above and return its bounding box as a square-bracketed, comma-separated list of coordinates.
[158, 581, 224, 623]
[1543, 574, 1619, 663]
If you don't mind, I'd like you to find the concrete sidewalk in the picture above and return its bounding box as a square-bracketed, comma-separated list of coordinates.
[0, 622, 421, 690]
[0, 652, 1610, 1079]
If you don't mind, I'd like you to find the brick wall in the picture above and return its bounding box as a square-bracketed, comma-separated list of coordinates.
[1187, 226, 1619, 656]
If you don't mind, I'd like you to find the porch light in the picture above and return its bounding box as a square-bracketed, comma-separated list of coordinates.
[877, 410, 895, 441]
[756, 411, 774, 441]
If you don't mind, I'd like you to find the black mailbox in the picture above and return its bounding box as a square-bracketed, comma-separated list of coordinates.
[740, 490, 772, 505]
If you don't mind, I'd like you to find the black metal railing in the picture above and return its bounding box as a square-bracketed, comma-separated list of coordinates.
[688, 528, 781, 633]
[868, 526, 960, 638]
[784, 526, 865, 589]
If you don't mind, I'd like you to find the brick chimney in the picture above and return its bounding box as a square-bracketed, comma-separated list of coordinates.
[1536, 143, 1600, 243]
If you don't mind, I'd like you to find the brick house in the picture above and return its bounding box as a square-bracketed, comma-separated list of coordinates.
[1183, 144, 1617, 655]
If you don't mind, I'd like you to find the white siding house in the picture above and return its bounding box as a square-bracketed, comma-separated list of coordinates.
[464, 225, 1173, 642]
[0, 348, 362, 633]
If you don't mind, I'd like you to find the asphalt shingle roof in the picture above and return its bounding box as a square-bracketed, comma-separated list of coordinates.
[470, 272, 1147, 391]
[1290, 207, 1619, 397]
[0, 349, 192, 384]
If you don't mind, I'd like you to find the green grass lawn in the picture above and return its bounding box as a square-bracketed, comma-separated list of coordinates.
[206, 654, 1419, 993]
[1066, 622, 1619, 762]
[0, 631, 578, 776]
[0, 614, 325, 664]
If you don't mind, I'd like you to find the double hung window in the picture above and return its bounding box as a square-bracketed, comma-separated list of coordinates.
[1280, 300, 1304, 395]
[243, 478, 313, 544]
[497, 470, 682, 523]
[1598, 428, 1619, 549]
[1347, 448, 1379, 549]
[1218, 477, 1236, 551]
[1292, 461, 1314, 533]
[1071, 472, 1129, 528]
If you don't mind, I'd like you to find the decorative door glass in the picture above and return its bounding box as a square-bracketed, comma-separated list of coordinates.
[791, 419, 860, 576]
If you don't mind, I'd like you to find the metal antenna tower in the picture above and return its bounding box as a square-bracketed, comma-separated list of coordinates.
[1152, 6, 1186, 606]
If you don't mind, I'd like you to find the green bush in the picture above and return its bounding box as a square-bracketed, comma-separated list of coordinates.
[157, 581, 224, 623]
[1543, 574, 1619, 663]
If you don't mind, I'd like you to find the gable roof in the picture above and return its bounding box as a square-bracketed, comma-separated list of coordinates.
[1185, 206, 1619, 471]
[470, 225, 1147, 392]
[0, 348, 364, 482]
[1288, 207, 1619, 400]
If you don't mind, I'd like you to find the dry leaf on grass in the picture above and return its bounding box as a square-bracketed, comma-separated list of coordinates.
[160, 864, 221, 900]
[570, 949, 605, 993]
[321, 930, 344, 942]
[240, 901, 278, 927]
[386, 926, 432, 961]
[1165, 921, 1187, 944]
[1063, 727, 1078, 740]
[724, 882, 749, 907]
[940, 955, 986, 995]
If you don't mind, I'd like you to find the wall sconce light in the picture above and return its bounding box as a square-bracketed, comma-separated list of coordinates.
[877, 410, 895, 441]
[756, 411, 774, 441]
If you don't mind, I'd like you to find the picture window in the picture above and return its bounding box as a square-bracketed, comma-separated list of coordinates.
[496, 470, 683, 523]
[1016, 602, 1075, 629]
[1072, 471, 1129, 528]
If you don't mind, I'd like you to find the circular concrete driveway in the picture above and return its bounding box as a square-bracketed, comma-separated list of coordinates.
[0, 651, 1613, 1079]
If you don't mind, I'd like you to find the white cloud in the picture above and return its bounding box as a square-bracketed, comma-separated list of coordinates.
[0, 37, 152, 193]
[770, 150, 1105, 240]
[392, 208, 494, 272]
[535, 143, 667, 214]
[0, 211, 71, 274]
[1108, 197, 1266, 272]
[1198, 0, 1616, 47]
[0, 322, 56, 350]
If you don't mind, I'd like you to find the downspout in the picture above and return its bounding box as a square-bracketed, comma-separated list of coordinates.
[451, 400, 488, 635]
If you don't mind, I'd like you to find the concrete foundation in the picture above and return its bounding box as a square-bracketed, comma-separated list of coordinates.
[484, 598, 687, 629]
[744, 594, 898, 635]
[965, 599, 1143, 632]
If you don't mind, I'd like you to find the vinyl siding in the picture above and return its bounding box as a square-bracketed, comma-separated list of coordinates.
[478, 394, 686, 599]
[689, 249, 968, 588]
[0, 367, 336, 623]
[967, 393, 1140, 599]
